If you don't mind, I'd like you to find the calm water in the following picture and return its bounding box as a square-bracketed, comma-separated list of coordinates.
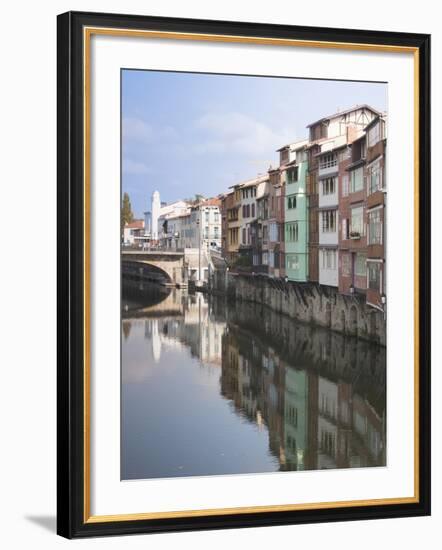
[121, 280, 386, 480]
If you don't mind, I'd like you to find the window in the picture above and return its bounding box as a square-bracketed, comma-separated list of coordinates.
[286, 254, 299, 271]
[287, 195, 297, 209]
[262, 252, 269, 265]
[214, 211, 219, 223]
[368, 122, 381, 147]
[310, 123, 327, 142]
[322, 177, 336, 195]
[296, 149, 307, 163]
[205, 210, 209, 223]
[214, 226, 219, 238]
[321, 209, 337, 232]
[269, 222, 278, 242]
[262, 225, 268, 242]
[319, 153, 337, 170]
[368, 158, 383, 194]
[341, 252, 351, 276]
[286, 222, 299, 242]
[251, 203, 255, 218]
[288, 166, 299, 183]
[350, 206, 364, 236]
[280, 148, 289, 165]
[342, 174, 349, 197]
[355, 253, 366, 277]
[342, 218, 348, 240]
[368, 262, 381, 290]
[322, 249, 336, 270]
[242, 228, 246, 244]
[228, 208, 238, 221]
[286, 406, 298, 427]
[350, 167, 364, 193]
[368, 209, 382, 244]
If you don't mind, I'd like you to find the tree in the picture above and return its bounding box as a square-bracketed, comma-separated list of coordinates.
[183, 194, 205, 205]
[121, 192, 134, 233]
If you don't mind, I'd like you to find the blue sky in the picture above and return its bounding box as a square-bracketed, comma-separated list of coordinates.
[122, 70, 387, 217]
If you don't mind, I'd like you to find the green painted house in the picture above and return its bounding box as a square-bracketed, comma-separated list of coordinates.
[284, 141, 309, 282]
[284, 367, 309, 470]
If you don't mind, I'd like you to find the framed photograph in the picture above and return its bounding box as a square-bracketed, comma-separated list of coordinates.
[57, 11, 431, 538]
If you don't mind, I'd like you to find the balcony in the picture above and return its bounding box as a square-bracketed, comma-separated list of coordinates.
[318, 160, 338, 178]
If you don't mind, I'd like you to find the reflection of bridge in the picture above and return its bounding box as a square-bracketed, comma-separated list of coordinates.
[122, 250, 187, 286]
[123, 288, 186, 319]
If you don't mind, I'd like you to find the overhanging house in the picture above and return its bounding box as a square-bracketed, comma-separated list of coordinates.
[284, 140, 309, 282]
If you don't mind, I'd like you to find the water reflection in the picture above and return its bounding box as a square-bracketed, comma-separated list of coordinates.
[122, 280, 386, 480]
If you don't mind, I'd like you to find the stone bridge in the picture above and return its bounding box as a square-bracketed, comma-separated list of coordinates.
[122, 250, 187, 286]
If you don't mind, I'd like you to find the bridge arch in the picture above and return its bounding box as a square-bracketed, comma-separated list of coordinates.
[122, 260, 173, 285]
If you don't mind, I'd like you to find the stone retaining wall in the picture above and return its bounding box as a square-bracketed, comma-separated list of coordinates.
[212, 270, 386, 345]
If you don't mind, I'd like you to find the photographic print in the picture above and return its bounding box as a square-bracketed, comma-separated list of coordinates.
[57, 12, 430, 537]
[121, 70, 388, 481]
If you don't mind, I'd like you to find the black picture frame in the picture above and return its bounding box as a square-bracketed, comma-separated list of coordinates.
[57, 10, 431, 539]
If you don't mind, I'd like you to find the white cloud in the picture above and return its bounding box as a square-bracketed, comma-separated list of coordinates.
[122, 118, 179, 144]
[123, 159, 151, 175]
[194, 112, 296, 156]
[161, 125, 179, 139]
[122, 117, 153, 143]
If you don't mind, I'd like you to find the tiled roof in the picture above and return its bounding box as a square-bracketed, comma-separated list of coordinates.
[125, 219, 144, 229]
[306, 104, 382, 128]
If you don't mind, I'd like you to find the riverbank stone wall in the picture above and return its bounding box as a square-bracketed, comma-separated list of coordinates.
[212, 271, 385, 346]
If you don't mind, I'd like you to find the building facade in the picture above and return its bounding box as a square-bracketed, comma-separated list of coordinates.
[306, 105, 381, 286]
[226, 187, 242, 264]
[220, 192, 233, 259]
[157, 198, 221, 252]
[338, 135, 368, 295]
[365, 115, 387, 310]
[317, 143, 341, 287]
[267, 167, 284, 277]
[284, 140, 309, 282]
[123, 219, 145, 246]
[226, 175, 268, 267]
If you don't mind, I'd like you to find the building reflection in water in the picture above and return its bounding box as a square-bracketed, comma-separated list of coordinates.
[122, 280, 386, 479]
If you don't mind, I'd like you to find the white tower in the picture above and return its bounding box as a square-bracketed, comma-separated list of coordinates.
[151, 190, 161, 240]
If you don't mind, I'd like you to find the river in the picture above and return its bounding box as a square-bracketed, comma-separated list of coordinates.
[121, 280, 386, 480]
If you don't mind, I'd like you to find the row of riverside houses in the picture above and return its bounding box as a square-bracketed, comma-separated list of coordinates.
[220, 104, 387, 312]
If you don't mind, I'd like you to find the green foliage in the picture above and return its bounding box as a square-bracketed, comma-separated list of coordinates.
[184, 194, 205, 205]
[121, 192, 134, 233]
